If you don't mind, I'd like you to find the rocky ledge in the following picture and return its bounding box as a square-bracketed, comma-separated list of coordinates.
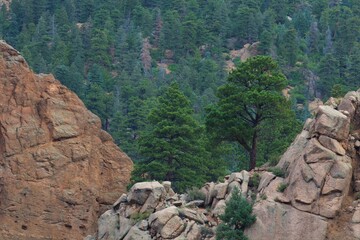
[0, 41, 133, 240]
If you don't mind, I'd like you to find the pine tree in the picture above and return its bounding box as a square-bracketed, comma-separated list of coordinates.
[206, 56, 291, 170]
[133, 83, 210, 191]
[317, 53, 340, 98]
[281, 27, 298, 66]
[345, 44, 360, 91]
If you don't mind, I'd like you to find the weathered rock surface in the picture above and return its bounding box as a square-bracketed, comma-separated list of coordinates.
[0, 40, 133, 240]
[248, 89, 360, 240]
[90, 172, 250, 240]
[245, 201, 328, 240]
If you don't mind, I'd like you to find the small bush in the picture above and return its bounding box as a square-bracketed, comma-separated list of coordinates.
[355, 192, 360, 200]
[260, 193, 267, 200]
[277, 183, 288, 192]
[269, 167, 285, 178]
[200, 226, 214, 237]
[130, 211, 152, 223]
[216, 188, 256, 240]
[249, 173, 261, 189]
[186, 187, 206, 202]
[251, 192, 257, 202]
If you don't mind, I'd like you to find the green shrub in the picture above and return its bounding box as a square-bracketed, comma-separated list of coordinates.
[277, 183, 288, 192]
[130, 211, 152, 223]
[216, 188, 256, 240]
[186, 187, 206, 201]
[249, 173, 261, 189]
[201, 226, 214, 237]
[355, 192, 360, 200]
[269, 167, 286, 178]
[260, 193, 267, 200]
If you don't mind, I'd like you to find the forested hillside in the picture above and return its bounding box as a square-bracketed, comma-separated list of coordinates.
[1, 0, 359, 188]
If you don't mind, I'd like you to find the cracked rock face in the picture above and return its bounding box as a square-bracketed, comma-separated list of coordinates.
[0, 41, 133, 240]
[247, 89, 360, 240]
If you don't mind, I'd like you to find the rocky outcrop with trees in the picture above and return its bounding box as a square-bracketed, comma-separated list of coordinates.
[90, 88, 360, 240]
[246, 90, 360, 240]
[87, 171, 252, 240]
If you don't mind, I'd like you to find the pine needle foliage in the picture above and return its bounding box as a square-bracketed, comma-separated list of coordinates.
[216, 188, 256, 240]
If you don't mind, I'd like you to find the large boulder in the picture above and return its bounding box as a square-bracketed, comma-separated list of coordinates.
[123, 226, 151, 240]
[127, 181, 167, 213]
[313, 105, 350, 140]
[148, 206, 184, 239]
[245, 201, 328, 240]
[0, 41, 133, 240]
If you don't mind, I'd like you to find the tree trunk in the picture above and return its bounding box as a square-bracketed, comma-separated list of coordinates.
[249, 131, 257, 170]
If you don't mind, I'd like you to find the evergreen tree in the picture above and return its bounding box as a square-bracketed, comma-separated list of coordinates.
[206, 56, 291, 170]
[280, 27, 298, 66]
[318, 53, 340, 98]
[345, 44, 360, 91]
[216, 188, 256, 240]
[133, 83, 211, 191]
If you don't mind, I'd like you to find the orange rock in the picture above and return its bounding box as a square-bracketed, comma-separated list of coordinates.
[0, 41, 133, 240]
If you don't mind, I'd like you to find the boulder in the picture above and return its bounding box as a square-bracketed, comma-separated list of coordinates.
[113, 193, 128, 210]
[118, 216, 133, 238]
[179, 208, 204, 224]
[123, 226, 151, 240]
[352, 224, 360, 239]
[97, 210, 120, 240]
[309, 98, 324, 115]
[185, 200, 204, 208]
[241, 175, 250, 193]
[228, 172, 243, 183]
[127, 181, 166, 213]
[186, 223, 201, 240]
[313, 106, 350, 140]
[214, 182, 228, 199]
[304, 138, 337, 163]
[137, 220, 149, 231]
[277, 129, 309, 172]
[258, 172, 276, 191]
[261, 177, 286, 202]
[202, 182, 216, 206]
[160, 215, 185, 239]
[148, 206, 179, 233]
[245, 201, 328, 240]
[352, 207, 360, 223]
[338, 91, 359, 119]
[212, 200, 226, 217]
[318, 135, 346, 156]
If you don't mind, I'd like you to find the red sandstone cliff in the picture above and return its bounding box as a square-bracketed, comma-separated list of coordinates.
[0, 40, 133, 240]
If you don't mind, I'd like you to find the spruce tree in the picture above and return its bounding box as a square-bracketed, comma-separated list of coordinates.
[133, 83, 209, 192]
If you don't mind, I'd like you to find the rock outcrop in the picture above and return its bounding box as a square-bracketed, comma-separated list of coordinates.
[88, 171, 252, 240]
[0, 40, 133, 240]
[246, 89, 360, 240]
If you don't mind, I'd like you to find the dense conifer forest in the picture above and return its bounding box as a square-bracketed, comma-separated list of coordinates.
[1, 0, 359, 189]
